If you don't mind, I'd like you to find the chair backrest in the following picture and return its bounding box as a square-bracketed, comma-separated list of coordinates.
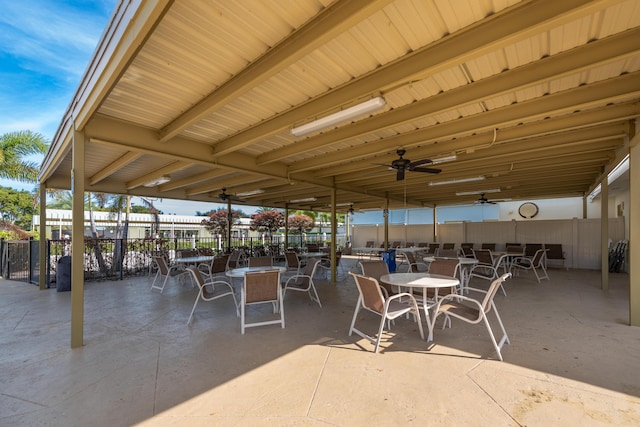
[297, 258, 321, 287]
[439, 249, 458, 258]
[525, 243, 543, 257]
[403, 251, 416, 264]
[187, 266, 220, 300]
[481, 273, 511, 313]
[461, 243, 474, 249]
[306, 243, 319, 252]
[154, 256, 170, 275]
[545, 244, 564, 259]
[391, 241, 402, 248]
[481, 243, 496, 251]
[227, 249, 245, 269]
[284, 251, 300, 269]
[359, 260, 389, 281]
[417, 242, 429, 247]
[461, 246, 474, 257]
[473, 249, 494, 265]
[531, 249, 546, 266]
[425, 244, 438, 255]
[249, 256, 272, 267]
[211, 255, 229, 274]
[177, 249, 197, 258]
[405, 242, 414, 248]
[365, 240, 375, 248]
[442, 243, 455, 250]
[351, 273, 385, 314]
[198, 247, 214, 256]
[244, 270, 280, 304]
[428, 258, 460, 278]
[506, 245, 523, 254]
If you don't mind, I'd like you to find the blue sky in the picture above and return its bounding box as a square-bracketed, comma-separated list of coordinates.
[0, 0, 244, 215]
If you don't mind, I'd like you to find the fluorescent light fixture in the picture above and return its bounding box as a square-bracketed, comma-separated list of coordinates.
[236, 189, 265, 196]
[289, 197, 317, 203]
[456, 189, 501, 196]
[430, 154, 457, 164]
[143, 176, 171, 187]
[290, 97, 386, 137]
[588, 154, 629, 202]
[429, 176, 485, 186]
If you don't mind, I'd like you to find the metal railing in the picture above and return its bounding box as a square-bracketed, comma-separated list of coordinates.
[1, 234, 348, 287]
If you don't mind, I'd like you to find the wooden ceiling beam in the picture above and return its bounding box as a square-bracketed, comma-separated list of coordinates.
[211, 0, 598, 157]
[289, 71, 640, 173]
[159, 0, 394, 142]
[258, 27, 640, 164]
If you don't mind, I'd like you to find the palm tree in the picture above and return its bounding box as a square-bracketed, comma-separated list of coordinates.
[0, 131, 48, 182]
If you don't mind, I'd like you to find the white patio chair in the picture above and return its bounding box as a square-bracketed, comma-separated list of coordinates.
[241, 270, 284, 334]
[186, 267, 238, 325]
[150, 255, 190, 293]
[469, 249, 507, 295]
[510, 249, 549, 282]
[433, 273, 512, 361]
[348, 273, 424, 353]
[283, 258, 322, 307]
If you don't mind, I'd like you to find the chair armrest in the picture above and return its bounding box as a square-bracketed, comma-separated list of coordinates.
[284, 274, 310, 286]
[435, 293, 482, 312]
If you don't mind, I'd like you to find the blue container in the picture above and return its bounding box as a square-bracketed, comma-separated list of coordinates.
[381, 249, 396, 272]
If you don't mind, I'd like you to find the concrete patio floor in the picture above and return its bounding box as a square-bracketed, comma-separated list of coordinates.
[1, 257, 639, 426]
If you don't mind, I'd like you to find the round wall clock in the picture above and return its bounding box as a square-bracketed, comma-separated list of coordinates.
[518, 202, 539, 219]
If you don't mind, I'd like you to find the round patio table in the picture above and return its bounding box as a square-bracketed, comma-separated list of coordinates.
[379, 272, 459, 342]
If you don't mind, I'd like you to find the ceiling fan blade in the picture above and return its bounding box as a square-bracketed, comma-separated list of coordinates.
[411, 166, 441, 174]
[396, 169, 405, 181]
[408, 158, 433, 167]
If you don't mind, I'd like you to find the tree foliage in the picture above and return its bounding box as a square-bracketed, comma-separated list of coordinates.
[0, 185, 36, 229]
[0, 220, 31, 240]
[0, 130, 48, 182]
[288, 214, 314, 234]
[201, 208, 242, 236]
[249, 210, 284, 236]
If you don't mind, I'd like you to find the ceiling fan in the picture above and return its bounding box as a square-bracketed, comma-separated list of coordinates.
[475, 193, 497, 204]
[217, 188, 244, 203]
[375, 149, 441, 181]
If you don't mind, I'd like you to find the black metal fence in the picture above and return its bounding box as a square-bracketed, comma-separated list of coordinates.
[1, 234, 341, 287]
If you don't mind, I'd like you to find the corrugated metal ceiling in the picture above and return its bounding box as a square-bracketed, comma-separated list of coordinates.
[41, 0, 640, 212]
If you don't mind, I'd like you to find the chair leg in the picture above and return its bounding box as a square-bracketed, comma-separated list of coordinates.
[241, 296, 246, 334]
[373, 315, 387, 353]
[348, 298, 362, 336]
[492, 305, 510, 347]
[278, 288, 285, 329]
[187, 291, 202, 325]
[482, 316, 504, 361]
[150, 270, 161, 290]
[309, 284, 322, 308]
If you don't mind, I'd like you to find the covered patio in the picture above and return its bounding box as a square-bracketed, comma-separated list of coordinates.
[1, 259, 638, 425]
[35, 0, 640, 349]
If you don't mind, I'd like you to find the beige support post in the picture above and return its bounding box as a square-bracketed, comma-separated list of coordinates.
[39, 184, 46, 290]
[630, 139, 639, 326]
[71, 127, 85, 348]
[284, 205, 289, 250]
[330, 188, 337, 283]
[432, 206, 437, 241]
[383, 199, 389, 250]
[601, 176, 608, 292]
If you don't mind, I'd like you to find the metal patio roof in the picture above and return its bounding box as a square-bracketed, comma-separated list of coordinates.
[39, 0, 640, 213]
